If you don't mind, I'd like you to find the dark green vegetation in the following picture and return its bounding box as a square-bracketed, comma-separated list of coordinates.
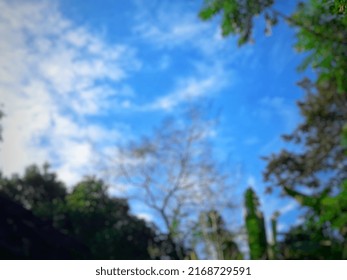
[0, 166, 178, 259]
[244, 188, 268, 259]
[0, 0, 346, 259]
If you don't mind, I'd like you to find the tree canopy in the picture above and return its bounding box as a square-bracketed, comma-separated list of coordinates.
[263, 80, 347, 195]
[0, 165, 176, 259]
[199, 0, 347, 92]
[199, 0, 276, 45]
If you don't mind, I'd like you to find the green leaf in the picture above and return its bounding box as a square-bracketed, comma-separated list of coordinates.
[199, 7, 215, 20]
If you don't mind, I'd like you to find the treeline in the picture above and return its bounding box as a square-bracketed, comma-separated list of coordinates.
[0, 160, 345, 259]
[0, 165, 180, 259]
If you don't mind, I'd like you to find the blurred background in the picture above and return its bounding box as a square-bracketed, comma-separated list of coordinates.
[0, 0, 346, 259]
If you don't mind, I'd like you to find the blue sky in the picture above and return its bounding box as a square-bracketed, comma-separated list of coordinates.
[0, 0, 311, 238]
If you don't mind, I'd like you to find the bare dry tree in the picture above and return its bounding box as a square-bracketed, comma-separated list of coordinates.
[108, 107, 239, 258]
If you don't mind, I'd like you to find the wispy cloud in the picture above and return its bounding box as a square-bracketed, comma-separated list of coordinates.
[133, 2, 205, 47]
[145, 62, 232, 111]
[149, 75, 222, 111]
[132, 0, 234, 57]
[130, 1, 246, 113]
[0, 0, 139, 185]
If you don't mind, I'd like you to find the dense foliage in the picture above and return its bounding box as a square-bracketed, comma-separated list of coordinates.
[199, 0, 275, 45]
[244, 188, 268, 259]
[293, 0, 347, 93]
[0, 165, 178, 259]
[263, 80, 347, 195]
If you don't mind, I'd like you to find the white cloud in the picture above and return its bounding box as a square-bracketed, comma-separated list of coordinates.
[150, 76, 217, 111]
[132, 0, 233, 57]
[130, 1, 244, 113]
[145, 62, 231, 111]
[0, 0, 139, 185]
[133, 2, 204, 47]
[135, 18, 205, 49]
